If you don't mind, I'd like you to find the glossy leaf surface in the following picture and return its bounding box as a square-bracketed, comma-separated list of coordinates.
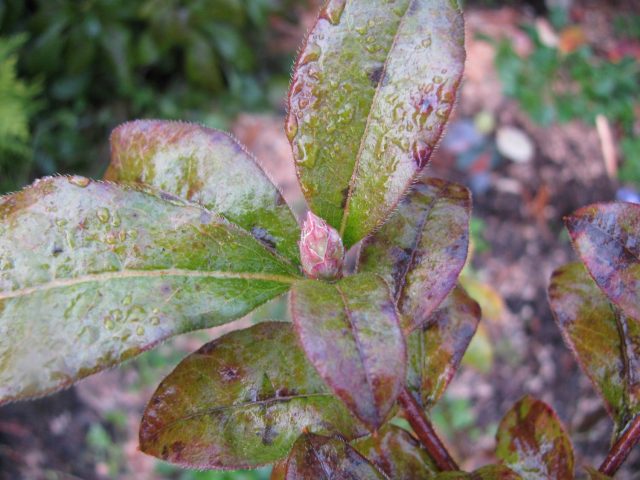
[0, 177, 298, 405]
[140, 322, 366, 470]
[566, 202, 640, 320]
[406, 286, 480, 409]
[285, 433, 387, 480]
[288, 0, 465, 247]
[495, 396, 574, 480]
[359, 178, 471, 333]
[434, 466, 522, 479]
[106, 120, 300, 263]
[549, 262, 640, 434]
[290, 273, 405, 429]
[352, 425, 438, 479]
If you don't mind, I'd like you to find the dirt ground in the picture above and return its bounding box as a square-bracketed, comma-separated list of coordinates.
[2, 2, 640, 479]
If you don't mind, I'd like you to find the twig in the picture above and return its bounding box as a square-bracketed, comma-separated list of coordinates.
[600, 415, 640, 476]
[397, 387, 459, 471]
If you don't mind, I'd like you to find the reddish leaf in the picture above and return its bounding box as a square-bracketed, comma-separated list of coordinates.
[285, 433, 387, 479]
[584, 467, 612, 479]
[290, 273, 406, 430]
[359, 178, 471, 333]
[139, 322, 366, 470]
[287, 0, 465, 247]
[565, 202, 640, 320]
[351, 425, 438, 479]
[106, 120, 300, 263]
[496, 396, 574, 480]
[549, 262, 640, 436]
[406, 286, 480, 409]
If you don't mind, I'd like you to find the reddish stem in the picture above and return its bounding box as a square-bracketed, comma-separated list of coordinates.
[600, 415, 640, 476]
[397, 387, 459, 471]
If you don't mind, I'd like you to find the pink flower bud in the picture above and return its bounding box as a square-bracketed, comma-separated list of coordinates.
[299, 211, 345, 280]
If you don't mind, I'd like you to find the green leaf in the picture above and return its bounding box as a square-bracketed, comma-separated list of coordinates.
[495, 396, 574, 480]
[359, 178, 471, 333]
[284, 433, 387, 479]
[287, 0, 465, 247]
[106, 120, 301, 264]
[351, 425, 438, 479]
[406, 286, 480, 409]
[434, 465, 522, 479]
[139, 322, 366, 470]
[0, 176, 298, 405]
[565, 202, 640, 320]
[290, 273, 406, 430]
[549, 262, 640, 435]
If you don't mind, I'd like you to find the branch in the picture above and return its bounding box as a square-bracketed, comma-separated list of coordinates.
[397, 387, 459, 471]
[600, 414, 640, 476]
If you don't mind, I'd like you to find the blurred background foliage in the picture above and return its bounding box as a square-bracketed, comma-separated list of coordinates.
[0, 0, 303, 193]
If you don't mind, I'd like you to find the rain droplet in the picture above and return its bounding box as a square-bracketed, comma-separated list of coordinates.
[55, 219, 68, 228]
[433, 75, 444, 84]
[118, 230, 127, 242]
[123, 294, 132, 306]
[68, 176, 90, 188]
[322, 0, 346, 25]
[111, 214, 121, 227]
[104, 318, 115, 330]
[285, 114, 298, 142]
[128, 230, 138, 240]
[97, 208, 110, 223]
[136, 326, 145, 336]
[299, 43, 321, 66]
[421, 36, 433, 48]
[111, 309, 123, 322]
[105, 232, 117, 245]
[150, 316, 160, 326]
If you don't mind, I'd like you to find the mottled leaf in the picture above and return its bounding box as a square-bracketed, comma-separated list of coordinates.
[270, 459, 288, 480]
[565, 202, 640, 320]
[0, 177, 298, 405]
[285, 433, 387, 480]
[106, 120, 300, 263]
[352, 425, 438, 479]
[290, 273, 406, 429]
[287, 0, 465, 247]
[434, 465, 522, 479]
[496, 396, 574, 480]
[549, 262, 640, 435]
[139, 322, 366, 470]
[406, 286, 480, 409]
[359, 178, 471, 333]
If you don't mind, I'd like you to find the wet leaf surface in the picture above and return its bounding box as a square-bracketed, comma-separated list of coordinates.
[288, 0, 465, 247]
[565, 202, 640, 320]
[549, 262, 640, 436]
[0, 177, 299, 405]
[106, 120, 301, 263]
[285, 433, 387, 479]
[290, 273, 406, 430]
[359, 178, 471, 333]
[351, 424, 438, 479]
[434, 465, 522, 479]
[406, 286, 480, 409]
[139, 322, 366, 470]
[495, 396, 574, 480]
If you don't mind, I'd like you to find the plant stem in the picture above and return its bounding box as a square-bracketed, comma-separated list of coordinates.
[397, 387, 459, 471]
[600, 415, 640, 475]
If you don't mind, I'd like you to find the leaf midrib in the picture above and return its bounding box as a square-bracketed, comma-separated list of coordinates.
[0, 268, 297, 300]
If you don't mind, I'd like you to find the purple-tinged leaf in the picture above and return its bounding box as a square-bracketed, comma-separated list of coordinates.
[565, 202, 640, 320]
[549, 262, 640, 436]
[284, 433, 388, 480]
[352, 425, 438, 479]
[290, 273, 406, 430]
[496, 396, 574, 480]
[0, 177, 299, 406]
[434, 466, 522, 479]
[406, 286, 480, 409]
[106, 120, 300, 263]
[359, 178, 471, 333]
[287, 0, 465, 247]
[139, 322, 366, 470]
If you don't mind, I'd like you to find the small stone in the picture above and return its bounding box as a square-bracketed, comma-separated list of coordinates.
[496, 126, 535, 163]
